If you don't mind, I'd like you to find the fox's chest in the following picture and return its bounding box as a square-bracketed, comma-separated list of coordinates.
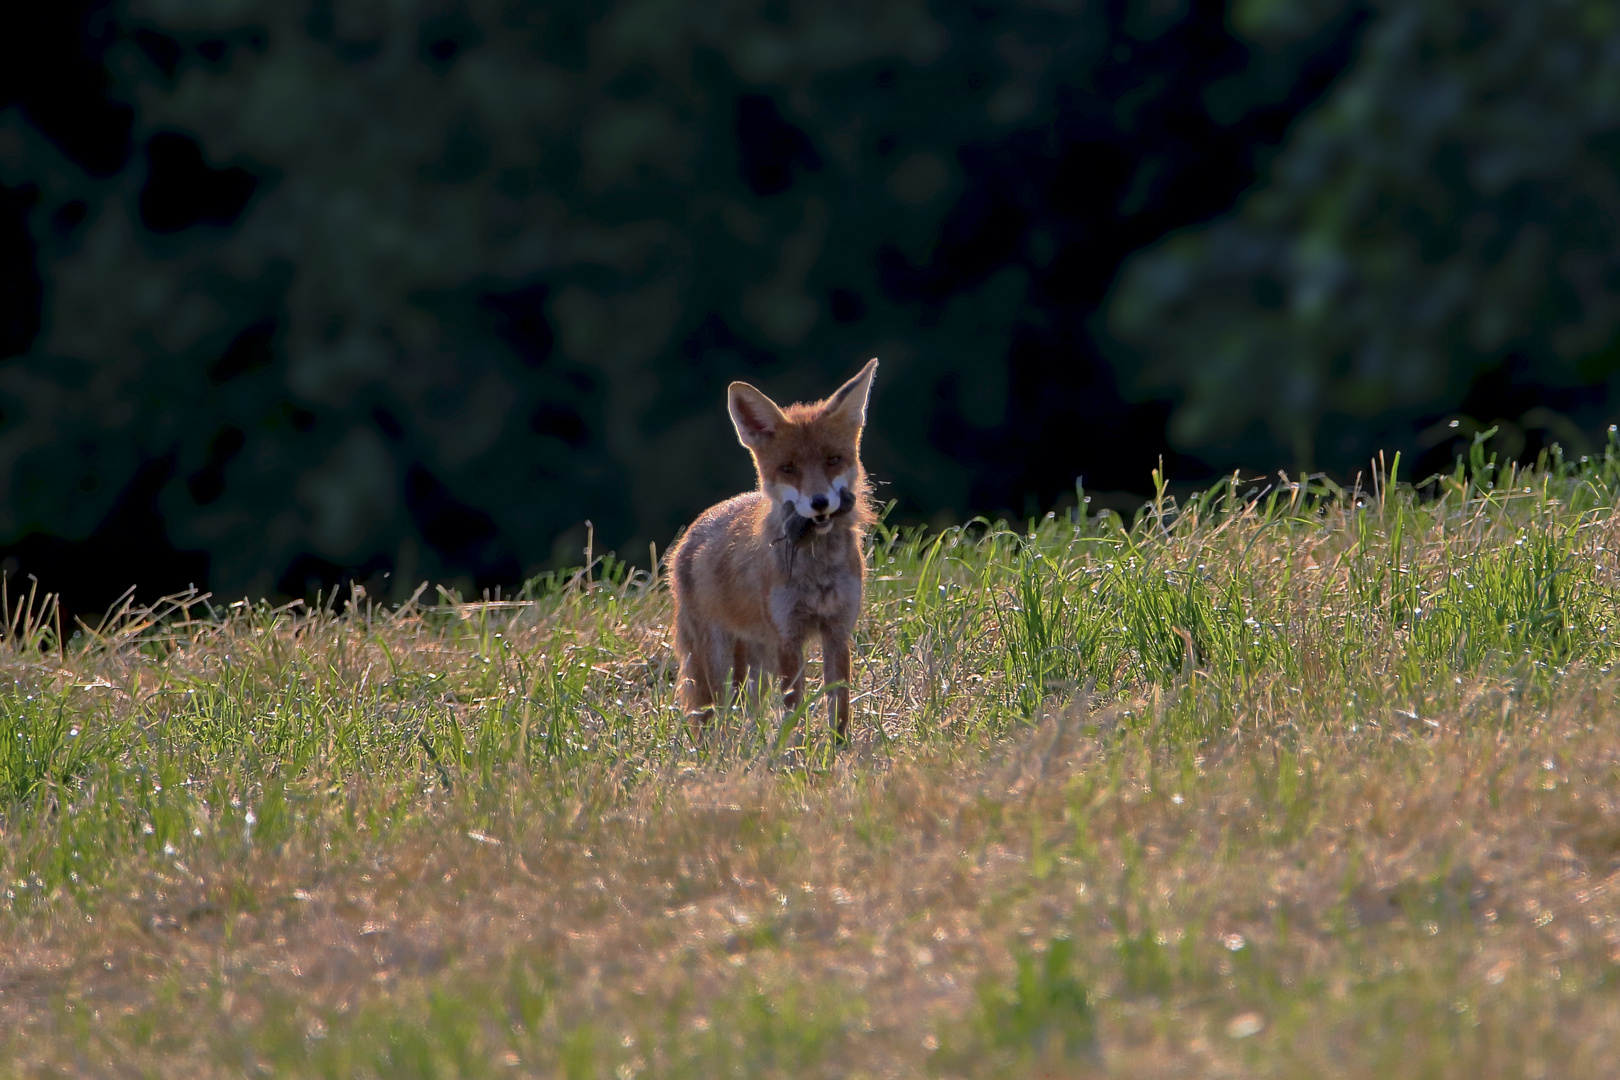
[767, 562, 861, 637]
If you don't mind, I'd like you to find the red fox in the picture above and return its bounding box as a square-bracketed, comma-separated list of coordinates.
[669, 358, 879, 740]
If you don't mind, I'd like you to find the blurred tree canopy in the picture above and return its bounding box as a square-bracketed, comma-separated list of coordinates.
[15, 0, 1606, 615]
[1109, 0, 1620, 473]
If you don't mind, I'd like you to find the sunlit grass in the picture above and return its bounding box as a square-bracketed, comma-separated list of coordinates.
[5, 433, 1620, 1076]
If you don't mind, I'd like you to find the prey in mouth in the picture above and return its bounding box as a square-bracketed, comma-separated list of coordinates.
[781, 486, 858, 543]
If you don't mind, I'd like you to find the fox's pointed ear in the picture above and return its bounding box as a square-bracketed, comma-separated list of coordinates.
[823, 358, 878, 427]
[728, 381, 786, 447]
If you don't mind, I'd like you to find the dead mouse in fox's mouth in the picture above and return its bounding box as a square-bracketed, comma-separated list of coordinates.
[780, 509, 815, 545]
[667, 358, 879, 741]
[781, 488, 857, 545]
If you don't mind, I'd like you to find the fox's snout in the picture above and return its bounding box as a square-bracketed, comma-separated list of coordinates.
[777, 485, 855, 541]
[777, 476, 855, 525]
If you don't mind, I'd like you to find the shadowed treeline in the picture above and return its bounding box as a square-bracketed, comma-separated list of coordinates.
[0, 1, 1615, 621]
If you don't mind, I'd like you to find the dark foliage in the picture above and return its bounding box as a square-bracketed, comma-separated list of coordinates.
[0, 0, 1606, 618]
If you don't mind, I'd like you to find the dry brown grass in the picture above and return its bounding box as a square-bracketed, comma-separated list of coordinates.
[3, 467, 1620, 1076]
[8, 685, 1620, 1078]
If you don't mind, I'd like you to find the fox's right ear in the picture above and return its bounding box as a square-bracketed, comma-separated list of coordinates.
[823, 357, 878, 428]
[728, 382, 786, 447]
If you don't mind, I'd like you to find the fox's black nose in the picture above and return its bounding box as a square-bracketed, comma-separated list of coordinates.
[810, 494, 829, 513]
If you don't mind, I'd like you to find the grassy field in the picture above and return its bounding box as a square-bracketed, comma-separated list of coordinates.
[6, 441, 1620, 1077]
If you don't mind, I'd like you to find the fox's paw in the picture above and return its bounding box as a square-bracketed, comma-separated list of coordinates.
[684, 708, 717, 741]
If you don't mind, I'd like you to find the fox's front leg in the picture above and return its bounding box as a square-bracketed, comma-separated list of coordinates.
[823, 631, 852, 739]
[733, 640, 766, 712]
[777, 641, 807, 718]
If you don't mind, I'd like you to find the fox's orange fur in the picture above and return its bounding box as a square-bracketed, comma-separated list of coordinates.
[668, 358, 879, 738]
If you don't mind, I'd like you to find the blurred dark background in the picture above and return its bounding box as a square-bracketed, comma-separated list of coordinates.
[1, 0, 1618, 619]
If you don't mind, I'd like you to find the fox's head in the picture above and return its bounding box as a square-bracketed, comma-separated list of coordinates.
[727, 358, 878, 537]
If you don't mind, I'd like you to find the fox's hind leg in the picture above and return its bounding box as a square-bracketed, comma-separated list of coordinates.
[676, 620, 733, 736]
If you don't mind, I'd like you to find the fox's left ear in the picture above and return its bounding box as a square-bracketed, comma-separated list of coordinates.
[729, 381, 787, 448]
[823, 358, 878, 427]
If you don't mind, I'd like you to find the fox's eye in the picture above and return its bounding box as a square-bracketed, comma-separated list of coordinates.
[826, 455, 842, 467]
[779, 464, 797, 476]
